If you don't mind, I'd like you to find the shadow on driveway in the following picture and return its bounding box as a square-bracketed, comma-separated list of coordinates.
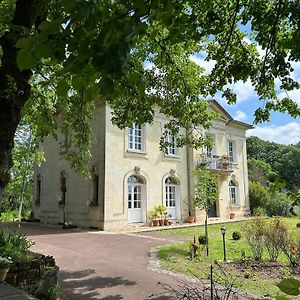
[60, 269, 136, 300]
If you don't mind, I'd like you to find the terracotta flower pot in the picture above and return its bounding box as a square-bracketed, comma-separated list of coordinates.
[0, 268, 9, 282]
[229, 213, 235, 219]
[152, 220, 159, 226]
[187, 216, 195, 223]
[164, 219, 169, 226]
[159, 219, 164, 226]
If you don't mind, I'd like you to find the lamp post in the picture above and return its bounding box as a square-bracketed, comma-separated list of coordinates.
[220, 225, 226, 262]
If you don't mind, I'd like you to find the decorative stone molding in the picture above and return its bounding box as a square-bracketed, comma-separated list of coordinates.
[169, 169, 176, 177]
[134, 166, 141, 175]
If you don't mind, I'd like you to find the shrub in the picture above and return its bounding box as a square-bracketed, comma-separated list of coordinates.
[232, 231, 241, 240]
[0, 210, 19, 222]
[296, 222, 300, 228]
[0, 256, 12, 269]
[253, 207, 266, 216]
[0, 229, 34, 259]
[265, 192, 291, 217]
[263, 218, 289, 262]
[241, 217, 266, 260]
[249, 182, 270, 214]
[45, 284, 61, 300]
[281, 233, 300, 266]
[198, 234, 206, 245]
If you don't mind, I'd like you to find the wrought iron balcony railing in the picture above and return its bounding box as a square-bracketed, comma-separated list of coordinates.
[196, 154, 233, 172]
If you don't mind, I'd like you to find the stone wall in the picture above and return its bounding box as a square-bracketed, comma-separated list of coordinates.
[5, 253, 59, 299]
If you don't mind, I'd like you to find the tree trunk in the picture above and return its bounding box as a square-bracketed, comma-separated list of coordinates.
[0, 0, 48, 208]
[205, 212, 208, 256]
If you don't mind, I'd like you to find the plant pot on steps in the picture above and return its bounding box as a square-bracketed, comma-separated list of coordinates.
[0, 268, 9, 282]
[152, 220, 159, 226]
[229, 213, 235, 219]
[187, 216, 195, 223]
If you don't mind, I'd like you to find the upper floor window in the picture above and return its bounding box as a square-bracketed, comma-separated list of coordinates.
[165, 131, 178, 156]
[228, 141, 234, 162]
[128, 124, 143, 151]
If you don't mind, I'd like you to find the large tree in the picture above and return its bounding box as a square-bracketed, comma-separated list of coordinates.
[1, 0, 300, 206]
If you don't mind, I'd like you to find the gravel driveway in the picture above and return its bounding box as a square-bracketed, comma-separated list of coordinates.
[18, 223, 189, 300]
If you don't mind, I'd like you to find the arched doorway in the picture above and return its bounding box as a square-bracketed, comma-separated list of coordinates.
[165, 177, 180, 219]
[128, 175, 146, 223]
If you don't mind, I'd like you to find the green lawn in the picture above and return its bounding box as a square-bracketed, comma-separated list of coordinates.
[157, 217, 300, 298]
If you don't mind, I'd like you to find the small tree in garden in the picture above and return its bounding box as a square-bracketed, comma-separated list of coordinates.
[263, 218, 289, 262]
[241, 217, 265, 260]
[193, 167, 218, 256]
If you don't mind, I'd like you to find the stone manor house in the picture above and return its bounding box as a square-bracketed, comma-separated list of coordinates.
[33, 101, 252, 231]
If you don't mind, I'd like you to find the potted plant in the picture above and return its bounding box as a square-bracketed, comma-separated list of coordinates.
[154, 205, 167, 226]
[163, 211, 169, 226]
[0, 256, 12, 282]
[187, 211, 195, 223]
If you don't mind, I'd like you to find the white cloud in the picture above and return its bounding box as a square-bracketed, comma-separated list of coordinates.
[231, 80, 257, 103]
[190, 54, 215, 74]
[233, 110, 247, 122]
[247, 122, 300, 145]
[278, 89, 300, 105]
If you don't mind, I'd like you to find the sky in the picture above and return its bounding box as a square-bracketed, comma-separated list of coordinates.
[190, 52, 300, 146]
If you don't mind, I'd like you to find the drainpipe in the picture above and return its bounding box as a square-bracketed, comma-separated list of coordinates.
[186, 127, 193, 217]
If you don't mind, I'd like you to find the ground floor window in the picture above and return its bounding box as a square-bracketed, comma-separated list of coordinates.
[229, 180, 237, 204]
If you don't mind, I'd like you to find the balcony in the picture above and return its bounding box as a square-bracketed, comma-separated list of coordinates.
[195, 154, 233, 174]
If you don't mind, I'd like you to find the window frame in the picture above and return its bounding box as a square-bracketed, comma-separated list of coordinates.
[165, 130, 179, 157]
[128, 123, 145, 152]
[228, 140, 234, 162]
[228, 180, 238, 205]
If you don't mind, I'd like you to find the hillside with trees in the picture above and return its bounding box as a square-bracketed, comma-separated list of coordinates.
[246, 136, 300, 216]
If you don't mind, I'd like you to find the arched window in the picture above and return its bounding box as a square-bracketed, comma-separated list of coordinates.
[128, 175, 143, 209]
[228, 180, 237, 204]
[165, 177, 178, 208]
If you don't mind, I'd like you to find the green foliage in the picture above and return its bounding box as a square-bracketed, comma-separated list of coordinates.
[241, 217, 265, 260]
[193, 168, 218, 212]
[2, 0, 300, 198]
[45, 284, 61, 300]
[0, 229, 34, 259]
[158, 218, 300, 298]
[265, 192, 292, 217]
[276, 278, 300, 297]
[2, 125, 44, 216]
[263, 218, 289, 262]
[0, 210, 19, 222]
[296, 223, 300, 228]
[198, 234, 207, 245]
[0, 256, 12, 269]
[247, 137, 300, 190]
[232, 231, 241, 241]
[249, 182, 270, 214]
[154, 205, 167, 220]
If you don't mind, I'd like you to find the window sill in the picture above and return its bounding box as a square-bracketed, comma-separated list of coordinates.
[164, 154, 181, 161]
[126, 150, 147, 159]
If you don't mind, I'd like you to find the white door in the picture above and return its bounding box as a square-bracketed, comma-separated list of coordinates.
[165, 177, 179, 219]
[128, 176, 143, 223]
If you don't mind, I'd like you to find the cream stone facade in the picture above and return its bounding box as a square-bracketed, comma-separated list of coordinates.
[32, 101, 252, 231]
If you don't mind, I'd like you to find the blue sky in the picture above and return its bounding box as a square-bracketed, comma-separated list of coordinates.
[190, 52, 300, 145]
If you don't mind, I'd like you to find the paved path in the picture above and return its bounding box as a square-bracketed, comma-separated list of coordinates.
[18, 223, 190, 300]
[0, 283, 37, 299]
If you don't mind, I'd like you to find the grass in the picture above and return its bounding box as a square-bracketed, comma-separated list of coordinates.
[157, 217, 300, 298]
